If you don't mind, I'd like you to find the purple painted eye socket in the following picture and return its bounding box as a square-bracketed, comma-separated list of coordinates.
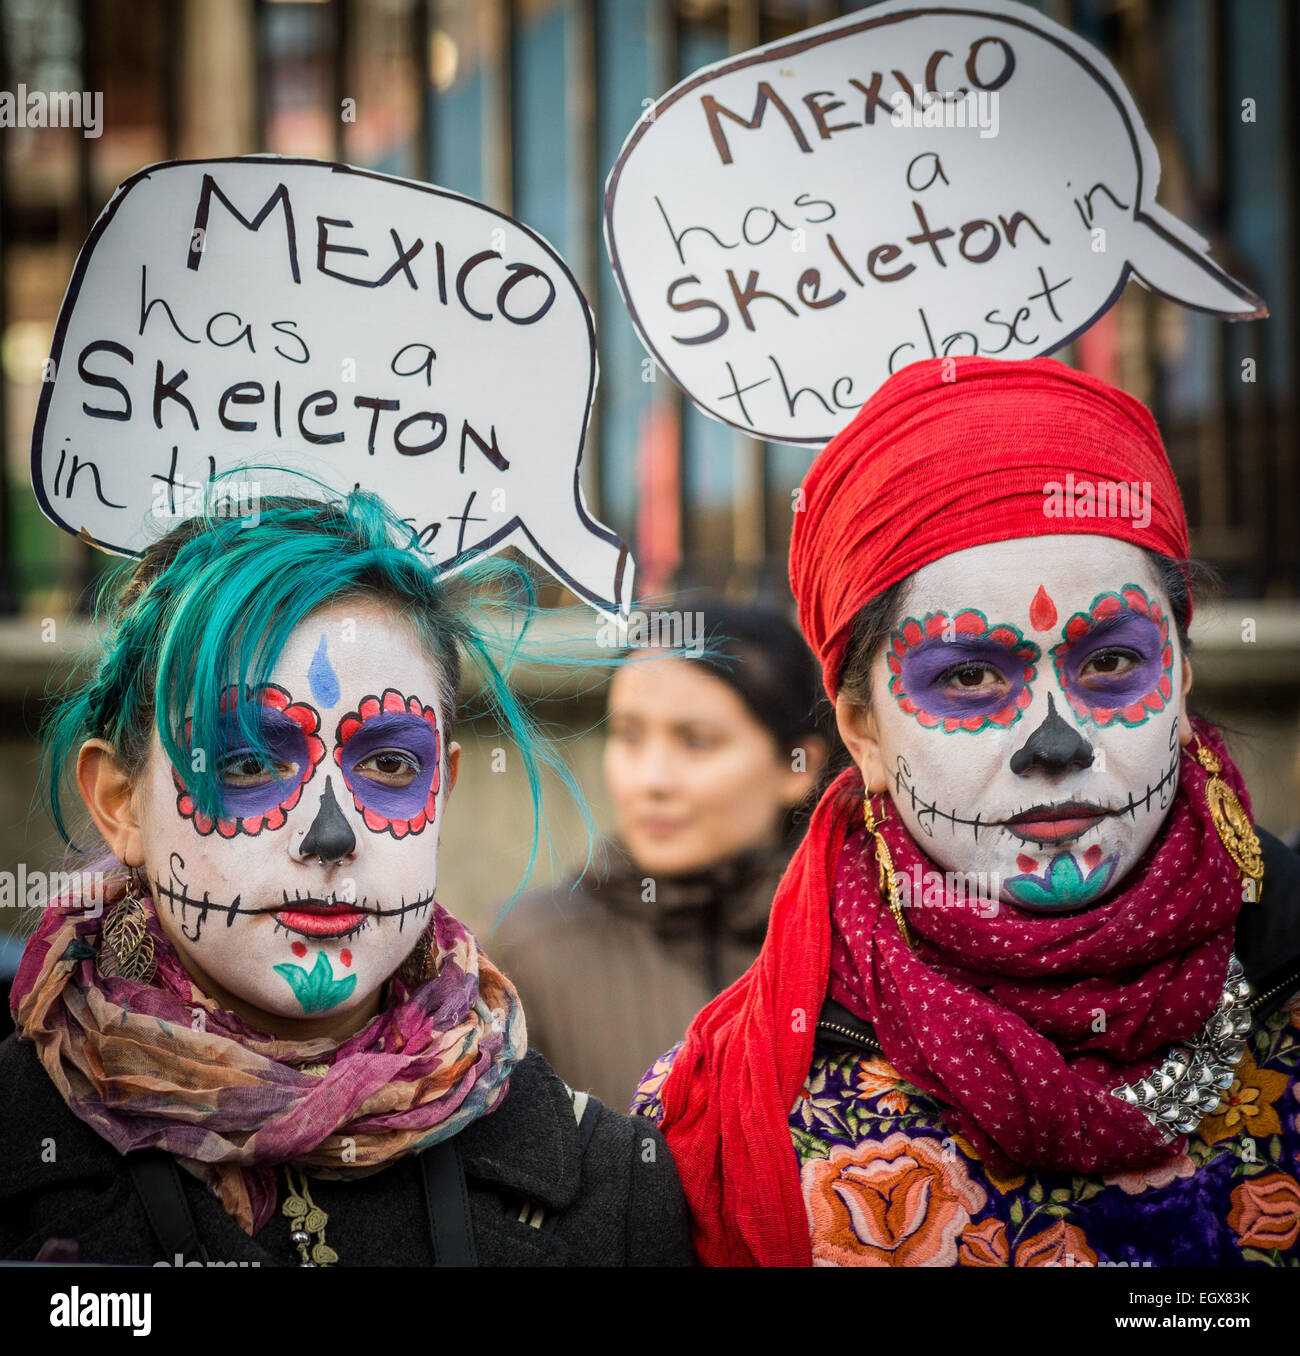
[887, 610, 1039, 733]
[337, 713, 438, 819]
[214, 709, 310, 818]
[1055, 612, 1165, 710]
[899, 641, 1029, 718]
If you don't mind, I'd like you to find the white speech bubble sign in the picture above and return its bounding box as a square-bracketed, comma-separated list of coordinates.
[604, 0, 1266, 446]
[32, 156, 633, 620]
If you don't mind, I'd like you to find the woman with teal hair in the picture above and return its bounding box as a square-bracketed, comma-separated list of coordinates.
[0, 484, 692, 1266]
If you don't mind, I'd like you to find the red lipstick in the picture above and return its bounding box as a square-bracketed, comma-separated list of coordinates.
[1003, 802, 1109, 844]
[276, 902, 367, 938]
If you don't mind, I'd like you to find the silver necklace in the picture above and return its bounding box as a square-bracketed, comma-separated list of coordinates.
[1110, 953, 1252, 1141]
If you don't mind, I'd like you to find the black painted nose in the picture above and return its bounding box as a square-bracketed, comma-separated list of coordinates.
[1009, 693, 1095, 775]
[298, 777, 356, 863]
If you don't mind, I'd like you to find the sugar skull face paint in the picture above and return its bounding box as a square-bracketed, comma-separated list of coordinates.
[172, 684, 326, 836]
[888, 610, 1039, 733]
[860, 537, 1188, 914]
[334, 691, 441, 836]
[137, 599, 456, 1024]
[1051, 584, 1175, 727]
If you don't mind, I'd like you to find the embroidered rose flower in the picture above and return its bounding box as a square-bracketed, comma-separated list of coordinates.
[1196, 1052, 1289, 1147]
[1014, 1219, 1097, 1268]
[854, 1057, 911, 1114]
[958, 1217, 1008, 1267]
[1227, 1173, 1300, 1253]
[803, 1134, 986, 1267]
[1102, 1153, 1196, 1196]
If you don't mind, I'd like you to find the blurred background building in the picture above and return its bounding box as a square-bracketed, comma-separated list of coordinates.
[0, 0, 1297, 982]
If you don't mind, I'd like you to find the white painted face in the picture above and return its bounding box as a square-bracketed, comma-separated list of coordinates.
[860, 536, 1189, 912]
[136, 599, 453, 1021]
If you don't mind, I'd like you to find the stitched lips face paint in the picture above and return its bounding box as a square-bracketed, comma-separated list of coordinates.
[333, 691, 441, 836]
[138, 599, 456, 1024]
[864, 537, 1186, 913]
[172, 685, 326, 836]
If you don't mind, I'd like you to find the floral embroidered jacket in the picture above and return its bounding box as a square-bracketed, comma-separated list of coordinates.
[632, 986, 1300, 1267]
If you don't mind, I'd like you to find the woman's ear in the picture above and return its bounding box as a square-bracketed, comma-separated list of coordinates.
[1178, 657, 1195, 747]
[835, 696, 889, 793]
[445, 742, 461, 795]
[76, 739, 145, 867]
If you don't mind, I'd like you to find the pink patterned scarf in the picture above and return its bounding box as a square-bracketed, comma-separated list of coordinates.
[10, 878, 525, 1234]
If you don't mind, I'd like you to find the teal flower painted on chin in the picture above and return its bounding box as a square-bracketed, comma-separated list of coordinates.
[1005, 851, 1119, 910]
[273, 950, 357, 1013]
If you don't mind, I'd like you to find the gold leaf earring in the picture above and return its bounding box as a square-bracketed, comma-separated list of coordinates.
[1193, 740, 1264, 901]
[397, 921, 436, 986]
[98, 886, 157, 982]
[864, 794, 913, 949]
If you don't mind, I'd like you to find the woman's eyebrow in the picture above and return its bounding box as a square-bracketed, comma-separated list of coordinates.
[217, 707, 301, 737]
[349, 712, 432, 733]
[1062, 608, 1152, 642]
[668, 719, 726, 737]
[906, 635, 1024, 654]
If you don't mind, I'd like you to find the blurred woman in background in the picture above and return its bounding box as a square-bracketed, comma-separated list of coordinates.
[492, 602, 829, 1110]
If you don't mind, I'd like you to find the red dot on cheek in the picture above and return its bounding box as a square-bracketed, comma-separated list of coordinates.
[340, 949, 352, 968]
[1016, 854, 1038, 874]
[1084, 846, 1103, 870]
[290, 941, 307, 958]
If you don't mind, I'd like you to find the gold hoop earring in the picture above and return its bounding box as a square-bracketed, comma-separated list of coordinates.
[98, 887, 157, 983]
[864, 794, 913, 949]
[1192, 740, 1264, 901]
[397, 920, 436, 986]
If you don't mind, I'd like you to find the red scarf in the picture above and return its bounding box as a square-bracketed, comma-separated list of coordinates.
[657, 721, 1250, 1267]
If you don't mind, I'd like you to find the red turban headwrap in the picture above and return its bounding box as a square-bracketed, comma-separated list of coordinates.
[789, 355, 1191, 698]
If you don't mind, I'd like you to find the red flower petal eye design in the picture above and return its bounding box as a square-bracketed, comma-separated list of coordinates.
[888, 610, 1039, 734]
[1052, 585, 1173, 728]
[172, 683, 325, 837]
[333, 688, 441, 838]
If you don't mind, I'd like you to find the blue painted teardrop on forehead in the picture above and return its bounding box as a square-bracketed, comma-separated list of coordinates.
[308, 633, 340, 708]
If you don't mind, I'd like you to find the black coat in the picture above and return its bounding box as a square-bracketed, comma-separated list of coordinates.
[0, 1042, 695, 1267]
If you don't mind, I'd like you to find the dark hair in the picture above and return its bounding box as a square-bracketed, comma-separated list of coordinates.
[690, 599, 828, 753]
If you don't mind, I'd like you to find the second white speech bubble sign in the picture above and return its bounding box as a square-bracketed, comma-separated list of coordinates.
[604, 0, 1264, 447]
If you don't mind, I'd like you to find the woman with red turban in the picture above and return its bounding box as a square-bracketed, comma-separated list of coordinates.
[631, 355, 1300, 1267]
